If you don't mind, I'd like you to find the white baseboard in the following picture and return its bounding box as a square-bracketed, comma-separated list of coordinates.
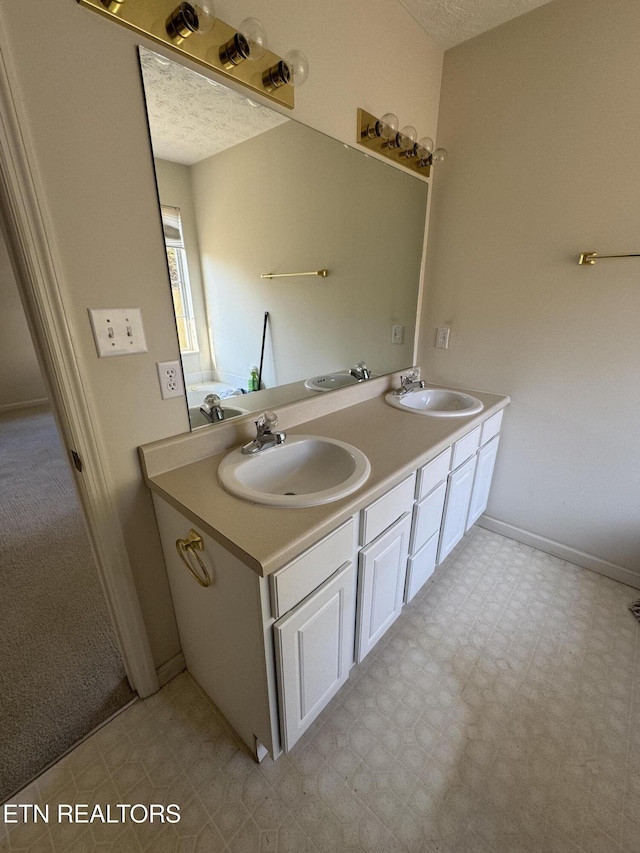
[479, 516, 640, 591]
[156, 651, 186, 688]
[0, 397, 48, 413]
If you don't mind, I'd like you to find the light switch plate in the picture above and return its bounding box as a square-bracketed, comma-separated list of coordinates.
[88, 307, 148, 357]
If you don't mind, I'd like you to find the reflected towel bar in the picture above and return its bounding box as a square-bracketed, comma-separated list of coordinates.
[578, 252, 640, 265]
[261, 269, 329, 279]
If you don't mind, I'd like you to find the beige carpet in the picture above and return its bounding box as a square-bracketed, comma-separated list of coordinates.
[0, 404, 134, 803]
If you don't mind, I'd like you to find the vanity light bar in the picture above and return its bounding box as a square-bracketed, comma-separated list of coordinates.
[77, 0, 295, 109]
[357, 108, 445, 178]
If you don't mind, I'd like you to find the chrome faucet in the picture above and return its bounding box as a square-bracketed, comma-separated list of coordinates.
[349, 361, 371, 381]
[394, 368, 426, 395]
[200, 394, 224, 423]
[241, 411, 287, 455]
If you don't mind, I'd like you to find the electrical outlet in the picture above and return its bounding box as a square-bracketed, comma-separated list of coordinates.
[436, 327, 450, 349]
[88, 307, 147, 357]
[157, 360, 185, 400]
[392, 324, 404, 345]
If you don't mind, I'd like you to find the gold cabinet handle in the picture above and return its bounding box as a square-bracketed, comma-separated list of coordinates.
[175, 529, 212, 587]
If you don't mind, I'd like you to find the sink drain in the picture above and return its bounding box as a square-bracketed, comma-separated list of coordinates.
[284, 492, 296, 496]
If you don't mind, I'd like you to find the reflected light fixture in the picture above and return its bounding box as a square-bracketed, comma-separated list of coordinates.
[77, 0, 309, 109]
[418, 146, 448, 168]
[361, 112, 398, 141]
[357, 108, 446, 177]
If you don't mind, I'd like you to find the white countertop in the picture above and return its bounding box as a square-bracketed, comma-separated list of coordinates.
[140, 377, 509, 577]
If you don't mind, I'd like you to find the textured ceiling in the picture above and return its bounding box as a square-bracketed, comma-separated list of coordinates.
[398, 0, 556, 49]
[139, 48, 288, 165]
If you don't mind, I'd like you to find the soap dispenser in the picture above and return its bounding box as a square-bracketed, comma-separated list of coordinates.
[248, 365, 259, 392]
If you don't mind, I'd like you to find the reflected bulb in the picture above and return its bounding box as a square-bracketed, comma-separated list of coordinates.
[416, 136, 434, 157]
[432, 147, 448, 162]
[398, 125, 417, 151]
[377, 112, 398, 140]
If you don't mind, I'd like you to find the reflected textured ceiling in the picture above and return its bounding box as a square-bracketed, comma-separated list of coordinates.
[139, 49, 288, 165]
[398, 0, 556, 49]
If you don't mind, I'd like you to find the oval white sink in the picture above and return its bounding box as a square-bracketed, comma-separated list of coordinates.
[189, 405, 247, 428]
[385, 388, 483, 417]
[218, 435, 371, 507]
[304, 373, 359, 392]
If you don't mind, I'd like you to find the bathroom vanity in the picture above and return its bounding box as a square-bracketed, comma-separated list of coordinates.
[139, 374, 509, 761]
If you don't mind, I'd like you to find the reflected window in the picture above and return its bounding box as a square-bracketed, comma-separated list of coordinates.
[161, 205, 198, 354]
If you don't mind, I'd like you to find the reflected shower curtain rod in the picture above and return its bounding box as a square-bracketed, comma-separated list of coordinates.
[261, 269, 329, 279]
[578, 251, 640, 265]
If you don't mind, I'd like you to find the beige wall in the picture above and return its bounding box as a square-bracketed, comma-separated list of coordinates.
[421, 0, 640, 579]
[0, 229, 47, 409]
[191, 121, 426, 388]
[0, 0, 443, 668]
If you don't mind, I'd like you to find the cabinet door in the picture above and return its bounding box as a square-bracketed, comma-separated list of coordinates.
[356, 512, 411, 663]
[466, 435, 500, 531]
[410, 480, 447, 553]
[274, 561, 355, 753]
[405, 530, 439, 603]
[437, 456, 477, 564]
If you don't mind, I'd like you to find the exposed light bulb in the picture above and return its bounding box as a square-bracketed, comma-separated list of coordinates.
[239, 17, 268, 61]
[219, 17, 269, 68]
[166, 1, 216, 41]
[262, 49, 309, 92]
[283, 49, 309, 87]
[432, 147, 448, 162]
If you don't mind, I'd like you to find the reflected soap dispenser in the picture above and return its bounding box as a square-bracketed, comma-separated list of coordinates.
[248, 365, 259, 392]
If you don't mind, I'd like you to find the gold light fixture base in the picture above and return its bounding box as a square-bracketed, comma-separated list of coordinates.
[77, 0, 294, 109]
[357, 108, 430, 177]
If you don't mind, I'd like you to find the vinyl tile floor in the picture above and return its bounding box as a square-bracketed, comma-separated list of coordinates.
[2, 527, 639, 853]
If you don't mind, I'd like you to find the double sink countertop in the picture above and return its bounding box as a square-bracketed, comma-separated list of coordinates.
[139, 373, 510, 577]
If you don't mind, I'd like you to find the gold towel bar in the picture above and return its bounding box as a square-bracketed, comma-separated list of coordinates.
[261, 269, 328, 279]
[175, 529, 212, 588]
[578, 251, 640, 265]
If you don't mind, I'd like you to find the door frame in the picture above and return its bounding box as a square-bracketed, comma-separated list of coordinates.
[0, 36, 159, 698]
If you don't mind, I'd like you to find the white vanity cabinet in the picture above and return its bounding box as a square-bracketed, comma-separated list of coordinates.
[152, 496, 359, 759]
[270, 520, 357, 752]
[466, 411, 503, 530]
[355, 475, 415, 662]
[405, 448, 451, 603]
[274, 560, 355, 752]
[146, 401, 506, 761]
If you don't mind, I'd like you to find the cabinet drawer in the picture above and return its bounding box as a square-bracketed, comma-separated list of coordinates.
[405, 530, 438, 603]
[481, 410, 503, 446]
[451, 426, 481, 469]
[270, 518, 355, 619]
[360, 473, 416, 546]
[410, 480, 447, 554]
[415, 447, 451, 501]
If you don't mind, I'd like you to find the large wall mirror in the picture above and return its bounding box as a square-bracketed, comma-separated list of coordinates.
[138, 47, 429, 429]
